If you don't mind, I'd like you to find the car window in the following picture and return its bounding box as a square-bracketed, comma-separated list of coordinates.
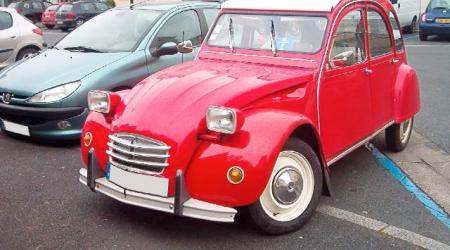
[46, 5, 59, 12]
[208, 13, 328, 54]
[43, 2, 51, 8]
[389, 11, 403, 51]
[0, 11, 13, 30]
[203, 8, 219, 28]
[329, 9, 366, 68]
[367, 9, 392, 57]
[31, 1, 43, 10]
[79, 3, 96, 11]
[429, 0, 450, 9]
[153, 10, 202, 48]
[58, 4, 73, 12]
[94, 3, 109, 11]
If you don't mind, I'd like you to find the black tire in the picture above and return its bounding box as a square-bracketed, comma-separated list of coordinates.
[247, 138, 323, 235]
[61, 27, 69, 32]
[419, 32, 428, 41]
[45, 25, 54, 29]
[16, 47, 39, 61]
[404, 17, 417, 34]
[386, 117, 414, 152]
[75, 18, 85, 27]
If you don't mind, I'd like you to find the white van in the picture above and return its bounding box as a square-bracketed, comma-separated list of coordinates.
[390, 0, 422, 32]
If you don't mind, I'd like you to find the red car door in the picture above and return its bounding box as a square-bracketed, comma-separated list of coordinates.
[319, 4, 373, 162]
[366, 6, 396, 129]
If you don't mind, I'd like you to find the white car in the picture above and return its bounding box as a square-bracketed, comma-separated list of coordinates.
[390, 0, 422, 32]
[0, 7, 43, 69]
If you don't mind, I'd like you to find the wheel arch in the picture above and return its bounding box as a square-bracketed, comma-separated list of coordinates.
[15, 45, 41, 61]
[393, 64, 421, 123]
[290, 124, 332, 196]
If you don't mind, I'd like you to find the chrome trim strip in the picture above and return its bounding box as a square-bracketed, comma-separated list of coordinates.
[78, 169, 237, 223]
[107, 142, 170, 158]
[326, 121, 394, 166]
[109, 159, 165, 175]
[106, 150, 169, 167]
[201, 50, 318, 64]
[109, 134, 171, 150]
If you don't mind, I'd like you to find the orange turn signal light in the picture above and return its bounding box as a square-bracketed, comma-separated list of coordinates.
[227, 166, 244, 184]
[83, 132, 93, 147]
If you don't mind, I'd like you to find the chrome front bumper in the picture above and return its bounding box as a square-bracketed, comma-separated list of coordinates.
[79, 168, 237, 223]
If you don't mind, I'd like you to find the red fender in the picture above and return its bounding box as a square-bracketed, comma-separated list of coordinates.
[185, 109, 318, 207]
[394, 64, 421, 123]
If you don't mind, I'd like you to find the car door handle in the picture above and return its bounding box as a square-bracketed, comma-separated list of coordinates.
[364, 68, 373, 75]
[10, 36, 16, 39]
[392, 59, 400, 64]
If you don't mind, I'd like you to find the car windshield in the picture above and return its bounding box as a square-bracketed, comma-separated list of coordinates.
[58, 4, 73, 12]
[430, 0, 450, 9]
[208, 13, 328, 54]
[55, 9, 162, 52]
[46, 5, 59, 11]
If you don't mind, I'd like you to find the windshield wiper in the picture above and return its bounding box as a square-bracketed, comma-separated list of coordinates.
[63, 46, 105, 53]
[270, 19, 277, 57]
[228, 17, 235, 53]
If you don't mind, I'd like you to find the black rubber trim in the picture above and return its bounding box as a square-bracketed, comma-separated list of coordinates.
[87, 149, 104, 192]
[0, 48, 13, 54]
[174, 169, 191, 216]
[0, 103, 84, 120]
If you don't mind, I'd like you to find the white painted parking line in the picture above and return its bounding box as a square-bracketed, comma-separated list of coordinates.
[406, 44, 450, 48]
[317, 205, 450, 250]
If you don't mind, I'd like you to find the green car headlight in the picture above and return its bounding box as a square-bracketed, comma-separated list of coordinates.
[28, 81, 81, 103]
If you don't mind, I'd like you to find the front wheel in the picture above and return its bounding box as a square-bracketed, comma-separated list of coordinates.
[247, 138, 323, 235]
[386, 117, 414, 152]
[16, 47, 39, 61]
[419, 32, 428, 41]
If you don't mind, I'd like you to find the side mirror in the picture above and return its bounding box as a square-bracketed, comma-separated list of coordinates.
[151, 42, 178, 57]
[330, 50, 355, 69]
[176, 40, 193, 54]
[151, 40, 194, 57]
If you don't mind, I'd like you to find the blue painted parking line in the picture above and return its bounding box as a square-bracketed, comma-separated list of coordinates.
[366, 143, 450, 230]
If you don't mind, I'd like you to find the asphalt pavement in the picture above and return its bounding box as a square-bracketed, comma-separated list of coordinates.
[0, 29, 448, 249]
[403, 34, 450, 153]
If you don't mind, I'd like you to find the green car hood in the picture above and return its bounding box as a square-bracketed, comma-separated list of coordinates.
[0, 49, 131, 97]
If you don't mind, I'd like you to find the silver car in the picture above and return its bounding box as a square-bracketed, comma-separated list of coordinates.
[0, 7, 43, 69]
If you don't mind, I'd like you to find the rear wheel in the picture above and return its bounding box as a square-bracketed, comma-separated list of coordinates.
[75, 18, 85, 27]
[45, 25, 54, 29]
[247, 138, 323, 235]
[386, 117, 414, 152]
[404, 17, 417, 34]
[16, 47, 39, 61]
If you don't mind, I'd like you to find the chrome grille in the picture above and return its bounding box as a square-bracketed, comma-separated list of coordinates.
[107, 133, 170, 174]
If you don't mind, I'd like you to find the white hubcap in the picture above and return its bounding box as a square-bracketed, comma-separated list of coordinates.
[260, 151, 315, 222]
[400, 118, 412, 144]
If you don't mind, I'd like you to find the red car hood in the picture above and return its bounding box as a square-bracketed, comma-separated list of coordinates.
[111, 58, 314, 182]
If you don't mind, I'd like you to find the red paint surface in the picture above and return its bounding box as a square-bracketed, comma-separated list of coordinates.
[81, 0, 420, 208]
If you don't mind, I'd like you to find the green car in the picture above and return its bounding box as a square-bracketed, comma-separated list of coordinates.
[0, 1, 219, 140]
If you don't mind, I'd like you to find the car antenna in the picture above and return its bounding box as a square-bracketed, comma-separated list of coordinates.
[270, 19, 277, 57]
[228, 17, 235, 53]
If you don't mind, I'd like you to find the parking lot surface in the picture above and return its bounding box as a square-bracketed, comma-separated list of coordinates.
[0, 30, 449, 249]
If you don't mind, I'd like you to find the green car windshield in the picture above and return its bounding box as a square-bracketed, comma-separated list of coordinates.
[208, 13, 328, 54]
[56, 9, 162, 52]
